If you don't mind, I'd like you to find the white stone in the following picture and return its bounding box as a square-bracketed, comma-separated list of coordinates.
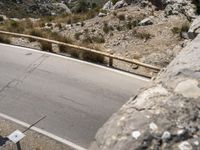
[98, 12, 107, 17]
[132, 131, 141, 140]
[162, 131, 171, 141]
[177, 129, 185, 135]
[193, 140, 199, 146]
[102, 1, 113, 10]
[149, 122, 158, 131]
[113, 0, 128, 10]
[178, 141, 192, 150]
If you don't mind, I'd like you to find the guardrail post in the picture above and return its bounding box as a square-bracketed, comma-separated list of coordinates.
[16, 142, 22, 150]
[109, 57, 113, 67]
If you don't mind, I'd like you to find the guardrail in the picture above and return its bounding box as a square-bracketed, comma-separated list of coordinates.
[0, 30, 161, 77]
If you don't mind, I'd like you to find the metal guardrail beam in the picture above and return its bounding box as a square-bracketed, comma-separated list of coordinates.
[0, 30, 161, 72]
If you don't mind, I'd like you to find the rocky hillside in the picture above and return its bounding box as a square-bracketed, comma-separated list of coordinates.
[0, 0, 108, 18]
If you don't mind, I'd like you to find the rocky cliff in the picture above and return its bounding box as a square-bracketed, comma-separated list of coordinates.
[90, 16, 200, 150]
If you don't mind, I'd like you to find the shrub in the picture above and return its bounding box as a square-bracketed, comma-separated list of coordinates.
[81, 22, 85, 27]
[112, 0, 119, 5]
[171, 27, 180, 34]
[116, 25, 123, 31]
[103, 22, 110, 34]
[171, 23, 189, 35]
[81, 51, 105, 64]
[126, 21, 133, 30]
[74, 32, 82, 40]
[6, 20, 24, 33]
[40, 41, 53, 52]
[134, 30, 152, 40]
[82, 34, 93, 43]
[92, 35, 105, 43]
[55, 23, 62, 29]
[28, 29, 45, 37]
[181, 23, 190, 32]
[72, 0, 89, 13]
[0, 35, 10, 44]
[192, 0, 200, 14]
[132, 20, 140, 27]
[59, 45, 80, 58]
[117, 14, 125, 21]
[113, 11, 117, 17]
[0, 16, 4, 22]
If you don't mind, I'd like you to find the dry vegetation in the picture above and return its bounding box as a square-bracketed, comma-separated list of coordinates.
[0, 12, 107, 64]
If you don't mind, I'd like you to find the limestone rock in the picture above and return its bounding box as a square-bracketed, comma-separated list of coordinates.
[113, 0, 128, 10]
[139, 16, 154, 26]
[98, 12, 107, 17]
[102, 1, 113, 11]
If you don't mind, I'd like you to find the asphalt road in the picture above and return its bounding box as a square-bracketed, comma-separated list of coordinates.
[0, 44, 148, 148]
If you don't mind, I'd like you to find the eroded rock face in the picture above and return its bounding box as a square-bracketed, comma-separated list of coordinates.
[90, 29, 200, 150]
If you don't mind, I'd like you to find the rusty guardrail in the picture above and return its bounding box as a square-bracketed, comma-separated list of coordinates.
[0, 30, 161, 75]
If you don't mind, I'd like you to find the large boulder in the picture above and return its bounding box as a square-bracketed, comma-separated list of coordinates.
[52, 2, 71, 14]
[189, 16, 200, 34]
[102, 0, 113, 10]
[139, 16, 154, 26]
[113, 0, 128, 9]
[164, 0, 196, 19]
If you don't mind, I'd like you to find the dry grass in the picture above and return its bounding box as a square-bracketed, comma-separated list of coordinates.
[40, 41, 53, 52]
[0, 14, 106, 64]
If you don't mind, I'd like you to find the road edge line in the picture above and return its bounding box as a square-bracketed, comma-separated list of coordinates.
[0, 112, 87, 150]
[0, 43, 150, 82]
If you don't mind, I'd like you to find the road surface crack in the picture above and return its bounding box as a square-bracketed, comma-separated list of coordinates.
[59, 96, 89, 108]
[0, 54, 49, 96]
[0, 79, 17, 94]
[18, 54, 49, 84]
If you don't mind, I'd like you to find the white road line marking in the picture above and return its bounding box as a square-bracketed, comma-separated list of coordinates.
[0, 112, 87, 150]
[0, 43, 150, 82]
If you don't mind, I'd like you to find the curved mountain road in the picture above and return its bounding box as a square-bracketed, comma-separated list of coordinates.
[0, 44, 148, 148]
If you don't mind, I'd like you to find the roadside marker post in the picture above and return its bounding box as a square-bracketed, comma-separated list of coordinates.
[7, 116, 46, 150]
[8, 130, 25, 150]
